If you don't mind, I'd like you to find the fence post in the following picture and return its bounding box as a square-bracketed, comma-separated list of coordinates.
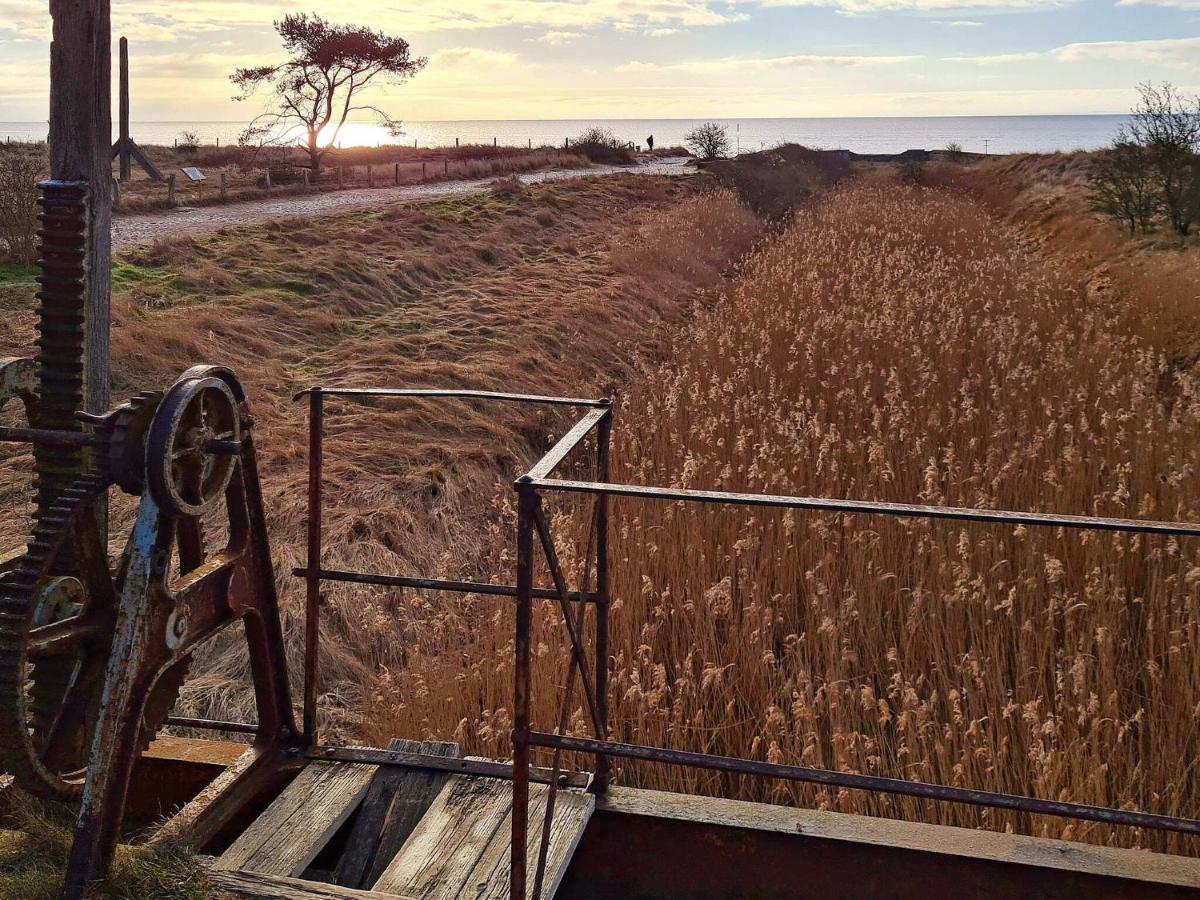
[367, 164, 373, 187]
[264, 169, 272, 190]
[494, 137, 497, 147]
[455, 137, 459, 148]
[422, 161, 427, 180]
[565, 137, 569, 149]
[510, 479, 536, 900]
[167, 173, 176, 207]
[303, 388, 324, 745]
[444, 158, 449, 175]
[219, 171, 228, 202]
[302, 168, 309, 190]
[111, 177, 120, 212]
[594, 404, 613, 793]
[395, 162, 400, 185]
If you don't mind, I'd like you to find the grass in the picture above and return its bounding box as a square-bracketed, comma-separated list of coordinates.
[0, 263, 35, 285]
[0, 792, 214, 899]
[365, 178, 1200, 858]
[0, 175, 761, 749]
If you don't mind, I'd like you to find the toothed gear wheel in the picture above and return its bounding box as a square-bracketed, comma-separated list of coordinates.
[0, 393, 187, 800]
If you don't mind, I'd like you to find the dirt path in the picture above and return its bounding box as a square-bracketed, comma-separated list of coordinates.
[113, 157, 691, 249]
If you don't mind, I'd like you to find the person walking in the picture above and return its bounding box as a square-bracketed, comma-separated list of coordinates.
[646, 134, 654, 152]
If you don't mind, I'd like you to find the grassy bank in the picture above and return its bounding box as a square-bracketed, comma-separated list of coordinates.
[0, 174, 760, 745]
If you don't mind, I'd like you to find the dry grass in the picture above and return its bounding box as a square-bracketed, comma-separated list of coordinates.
[933, 153, 1200, 364]
[0, 176, 760, 749]
[0, 140, 591, 214]
[368, 180, 1200, 857]
[0, 791, 214, 899]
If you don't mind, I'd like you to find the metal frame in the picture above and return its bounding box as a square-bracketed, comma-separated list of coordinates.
[292, 387, 1200, 900]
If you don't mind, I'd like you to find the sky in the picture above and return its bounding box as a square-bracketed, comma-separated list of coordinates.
[0, 1, 1197, 121]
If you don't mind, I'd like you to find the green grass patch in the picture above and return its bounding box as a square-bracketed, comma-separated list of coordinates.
[0, 264, 37, 285]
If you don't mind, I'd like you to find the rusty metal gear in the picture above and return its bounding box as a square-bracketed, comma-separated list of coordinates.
[0, 392, 188, 800]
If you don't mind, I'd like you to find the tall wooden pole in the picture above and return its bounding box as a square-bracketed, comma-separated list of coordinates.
[47, 0, 111, 419]
[118, 36, 130, 181]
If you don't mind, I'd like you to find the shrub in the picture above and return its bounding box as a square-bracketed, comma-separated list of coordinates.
[0, 149, 43, 264]
[570, 127, 635, 166]
[1122, 82, 1200, 236]
[685, 122, 731, 160]
[1090, 140, 1158, 235]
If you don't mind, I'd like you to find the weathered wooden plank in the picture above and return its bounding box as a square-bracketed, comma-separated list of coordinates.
[466, 784, 595, 900]
[333, 738, 459, 889]
[370, 775, 513, 898]
[208, 868, 417, 900]
[215, 760, 376, 877]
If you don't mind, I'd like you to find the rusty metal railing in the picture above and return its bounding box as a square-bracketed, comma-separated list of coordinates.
[291, 387, 1200, 900]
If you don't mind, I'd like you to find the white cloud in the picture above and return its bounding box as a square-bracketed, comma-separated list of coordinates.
[937, 18, 986, 24]
[1117, 0, 1200, 9]
[753, 0, 1072, 12]
[618, 52, 921, 73]
[535, 30, 583, 44]
[390, 0, 744, 30]
[948, 36, 1200, 68]
[646, 27, 685, 36]
[429, 46, 521, 67]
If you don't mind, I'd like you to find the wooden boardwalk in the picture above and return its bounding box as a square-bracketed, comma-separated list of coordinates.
[212, 741, 594, 899]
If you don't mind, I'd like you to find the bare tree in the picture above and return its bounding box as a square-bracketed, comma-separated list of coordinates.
[0, 150, 43, 264]
[686, 122, 731, 160]
[1126, 82, 1200, 236]
[1090, 136, 1158, 235]
[232, 14, 426, 177]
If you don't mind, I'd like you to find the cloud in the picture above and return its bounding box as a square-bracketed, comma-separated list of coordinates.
[535, 30, 583, 44]
[753, 0, 1073, 12]
[1117, 0, 1200, 9]
[948, 36, 1200, 67]
[618, 52, 921, 73]
[936, 18, 986, 24]
[429, 47, 521, 67]
[390, 0, 744, 31]
[645, 27, 685, 36]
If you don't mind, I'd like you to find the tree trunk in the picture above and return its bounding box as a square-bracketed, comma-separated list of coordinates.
[308, 130, 322, 179]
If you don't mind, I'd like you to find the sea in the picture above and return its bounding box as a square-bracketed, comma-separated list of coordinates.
[0, 115, 1130, 156]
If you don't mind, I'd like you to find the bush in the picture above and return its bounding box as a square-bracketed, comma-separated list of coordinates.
[0, 149, 43, 264]
[685, 122, 731, 160]
[1090, 140, 1158, 235]
[570, 127, 635, 166]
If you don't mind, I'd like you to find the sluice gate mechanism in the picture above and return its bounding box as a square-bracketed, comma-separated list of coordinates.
[4, 4, 1200, 899]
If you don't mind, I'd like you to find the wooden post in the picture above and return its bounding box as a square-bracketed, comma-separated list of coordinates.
[367, 164, 373, 187]
[455, 137, 459, 148]
[394, 162, 400, 185]
[111, 177, 120, 211]
[444, 158, 449, 175]
[421, 161, 426, 180]
[302, 169, 309, 189]
[216, 136, 220, 148]
[220, 171, 228, 201]
[263, 169, 271, 190]
[117, 36, 130, 181]
[167, 173, 176, 206]
[565, 137, 569, 148]
[529, 138, 532, 149]
[494, 137, 497, 147]
[48, 0, 112, 417]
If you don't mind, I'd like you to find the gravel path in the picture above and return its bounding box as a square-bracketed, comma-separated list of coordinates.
[113, 157, 692, 249]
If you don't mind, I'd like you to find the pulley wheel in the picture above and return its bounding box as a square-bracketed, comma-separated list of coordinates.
[147, 377, 241, 516]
